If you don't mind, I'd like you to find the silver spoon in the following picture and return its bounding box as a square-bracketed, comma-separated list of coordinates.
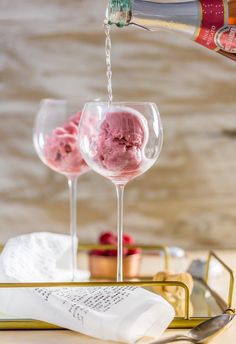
[151, 314, 234, 344]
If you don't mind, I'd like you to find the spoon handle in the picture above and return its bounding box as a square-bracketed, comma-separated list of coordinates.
[151, 334, 194, 344]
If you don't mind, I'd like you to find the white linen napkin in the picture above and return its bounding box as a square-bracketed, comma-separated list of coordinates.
[0, 232, 174, 343]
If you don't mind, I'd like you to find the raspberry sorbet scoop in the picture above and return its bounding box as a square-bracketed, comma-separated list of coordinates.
[44, 112, 89, 175]
[96, 108, 147, 175]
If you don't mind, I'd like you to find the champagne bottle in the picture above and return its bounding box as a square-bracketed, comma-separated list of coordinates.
[107, 0, 236, 61]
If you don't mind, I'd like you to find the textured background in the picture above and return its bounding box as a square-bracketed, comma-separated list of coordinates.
[0, 0, 236, 248]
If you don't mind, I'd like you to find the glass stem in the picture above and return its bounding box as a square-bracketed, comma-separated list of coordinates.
[115, 183, 125, 282]
[68, 176, 78, 281]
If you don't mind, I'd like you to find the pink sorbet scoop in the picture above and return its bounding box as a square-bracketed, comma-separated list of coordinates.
[96, 108, 147, 176]
[44, 112, 89, 176]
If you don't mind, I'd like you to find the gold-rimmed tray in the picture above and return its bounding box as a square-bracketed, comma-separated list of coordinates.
[0, 245, 234, 330]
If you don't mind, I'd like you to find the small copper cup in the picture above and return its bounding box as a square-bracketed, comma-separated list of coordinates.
[89, 253, 142, 279]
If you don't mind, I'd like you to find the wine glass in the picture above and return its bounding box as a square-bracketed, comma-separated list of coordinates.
[79, 102, 163, 282]
[33, 99, 90, 281]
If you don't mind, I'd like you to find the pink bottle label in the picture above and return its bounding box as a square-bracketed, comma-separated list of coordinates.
[195, 0, 226, 50]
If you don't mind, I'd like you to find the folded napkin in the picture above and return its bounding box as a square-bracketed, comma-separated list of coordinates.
[0, 232, 174, 343]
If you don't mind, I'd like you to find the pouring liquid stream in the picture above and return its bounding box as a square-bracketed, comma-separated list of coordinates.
[104, 23, 113, 107]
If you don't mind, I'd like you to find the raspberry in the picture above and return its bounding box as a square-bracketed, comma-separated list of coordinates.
[127, 248, 142, 255]
[123, 233, 134, 245]
[97, 232, 135, 257]
[99, 231, 116, 245]
[105, 248, 129, 257]
[106, 249, 117, 257]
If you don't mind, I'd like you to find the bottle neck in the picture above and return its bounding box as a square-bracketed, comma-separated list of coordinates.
[131, 0, 201, 37]
[108, 0, 201, 38]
